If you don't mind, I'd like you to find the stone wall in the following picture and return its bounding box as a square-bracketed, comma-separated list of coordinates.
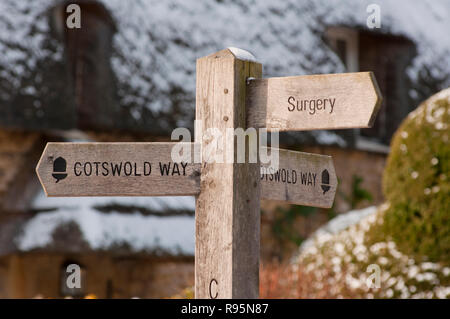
[260, 145, 387, 261]
[302, 145, 387, 213]
[0, 253, 194, 299]
[0, 129, 45, 212]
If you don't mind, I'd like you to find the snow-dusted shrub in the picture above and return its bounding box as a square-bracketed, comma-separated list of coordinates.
[379, 88, 450, 263]
[298, 205, 450, 298]
[295, 89, 450, 298]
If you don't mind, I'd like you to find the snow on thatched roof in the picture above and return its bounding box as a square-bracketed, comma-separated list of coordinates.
[2, 0, 447, 98]
[0, 0, 449, 142]
[100, 0, 450, 117]
[12, 192, 195, 256]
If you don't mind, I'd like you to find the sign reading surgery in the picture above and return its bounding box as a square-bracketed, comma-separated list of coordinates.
[247, 72, 382, 131]
[287, 96, 336, 115]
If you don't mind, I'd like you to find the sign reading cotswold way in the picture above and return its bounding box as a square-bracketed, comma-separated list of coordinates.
[37, 143, 337, 208]
[261, 148, 336, 208]
[36, 47, 381, 299]
[36, 142, 201, 197]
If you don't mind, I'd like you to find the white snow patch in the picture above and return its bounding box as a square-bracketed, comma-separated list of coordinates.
[299, 206, 378, 253]
[2, 0, 449, 117]
[16, 191, 196, 255]
[17, 209, 195, 255]
[32, 191, 195, 213]
[0, 0, 63, 91]
[311, 130, 347, 147]
[228, 47, 257, 62]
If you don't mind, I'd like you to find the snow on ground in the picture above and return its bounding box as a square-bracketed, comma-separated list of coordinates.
[16, 191, 195, 255]
[298, 205, 378, 254]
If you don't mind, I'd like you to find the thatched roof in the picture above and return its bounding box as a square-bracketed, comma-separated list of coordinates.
[1, 0, 448, 145]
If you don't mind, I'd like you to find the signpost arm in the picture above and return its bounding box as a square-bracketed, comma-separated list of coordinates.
[195, 49, 262, 298]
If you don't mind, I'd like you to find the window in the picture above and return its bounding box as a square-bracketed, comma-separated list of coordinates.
[326, 27, 359, 72]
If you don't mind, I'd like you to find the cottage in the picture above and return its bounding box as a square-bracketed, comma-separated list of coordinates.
[0, 0, 448, 296]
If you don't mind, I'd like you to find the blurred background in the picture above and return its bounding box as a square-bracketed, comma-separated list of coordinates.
[0, 0, 448, 298]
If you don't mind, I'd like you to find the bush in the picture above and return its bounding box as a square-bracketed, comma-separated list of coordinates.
[294, 88, 450, 299]
[380, 88, 450, 263]
[297, 207, 450, 298]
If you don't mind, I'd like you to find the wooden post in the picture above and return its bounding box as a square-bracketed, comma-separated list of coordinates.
[195, 49, 262, 299]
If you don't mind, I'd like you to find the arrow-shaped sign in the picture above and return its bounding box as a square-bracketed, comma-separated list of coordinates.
[36, 142, 201, 197]
[247, 72, 382, 131]
[260, 147, 336, 208]
[36, 143, 336, 207]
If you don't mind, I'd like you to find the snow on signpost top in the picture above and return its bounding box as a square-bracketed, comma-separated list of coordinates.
[228, 47, 257, 62]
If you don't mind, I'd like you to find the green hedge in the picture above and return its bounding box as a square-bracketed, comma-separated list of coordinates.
[380, 89, 450, 263]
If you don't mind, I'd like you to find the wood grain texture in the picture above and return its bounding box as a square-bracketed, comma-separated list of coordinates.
[36, 141, 337, 208]
[36, 142, 200, 197]
[247, 72, 382, 131]
[195, 49, 262, 299]
[261, 147, 337, 208]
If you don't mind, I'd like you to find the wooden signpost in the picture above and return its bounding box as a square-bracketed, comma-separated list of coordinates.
[194, 49, 262, 299]
[36, 48, 381, 299]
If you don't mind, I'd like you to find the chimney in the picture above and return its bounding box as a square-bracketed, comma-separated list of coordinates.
[52, 0, 118, 130]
